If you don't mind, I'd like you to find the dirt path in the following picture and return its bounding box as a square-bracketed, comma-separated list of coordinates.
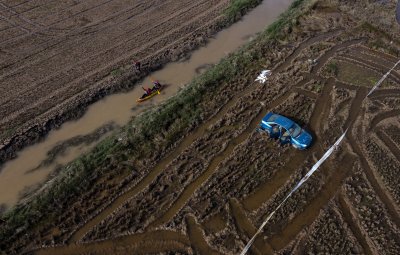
[230, 198, 273, 255]
[36, 230, 191, 255]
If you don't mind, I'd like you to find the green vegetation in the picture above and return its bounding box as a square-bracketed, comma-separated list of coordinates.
[335, 61, 384, 88]
[326, 61, 339, 76]
[312, 81, 323, 93]
[224, 0, 263, 23]
[360, 22, 400, 56]
[110, 68, 123, 77]
[0, 0, 311, 251]
[0, 128, 15, 141]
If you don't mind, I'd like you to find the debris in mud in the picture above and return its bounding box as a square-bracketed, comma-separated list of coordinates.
[255, 70, 272, 83]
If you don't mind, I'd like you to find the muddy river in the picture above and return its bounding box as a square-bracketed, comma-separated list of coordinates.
[0, 0, 293, 208]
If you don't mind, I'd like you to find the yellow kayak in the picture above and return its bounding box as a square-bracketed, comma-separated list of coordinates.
[137, 87, 162, 102]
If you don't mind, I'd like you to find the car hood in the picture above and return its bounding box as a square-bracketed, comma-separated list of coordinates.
[294, 131, 312, 147]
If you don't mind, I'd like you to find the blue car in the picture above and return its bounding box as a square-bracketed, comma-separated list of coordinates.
[258, 112, 312, 150]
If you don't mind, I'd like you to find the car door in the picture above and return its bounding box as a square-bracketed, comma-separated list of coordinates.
[280, 127, 290, 144]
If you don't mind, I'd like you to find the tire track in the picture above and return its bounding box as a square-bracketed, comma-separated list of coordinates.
[36, 230, 191, 255]
[274, 29, 342, 73]
[310, 38, 365, 74]
[370, 109, 400, 131]
[268, 153, 357, 251]
[230, 199, 273, 255]
[344, 87, 368, 129]
[293, 87, 318, 99]
[0, 0, 210, 81]
[369, 88, 400, 99]
[186, 215, 222, 255]
[39, 0, 125, 27]
[349, 47, 398, 69]
[6, 0, 60, 12]
[0, 0, 205, 67]
[0, 0, 154, 77]
[0, 11, 29, 32]
[336, 55, 400, 84]
[357, 45, 400, 63]
[335, 80, 361, 91]
[0, 0, 135, 43]
[375, 130, 400, 165]
[338, 194, 374, 255]
[0, 1, 43, 29]
[347, 130, 400, 226]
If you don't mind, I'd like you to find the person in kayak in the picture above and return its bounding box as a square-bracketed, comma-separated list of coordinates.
[142, 87, 152, 96]
[153, 80, 161, 90]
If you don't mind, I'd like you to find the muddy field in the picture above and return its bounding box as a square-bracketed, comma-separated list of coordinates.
[0, 0, 234, 162]
[1, 0, 400, 254]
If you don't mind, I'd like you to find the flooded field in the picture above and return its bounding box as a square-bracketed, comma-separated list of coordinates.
[0, 0, 292, 208]
[1, 0, 400, 254]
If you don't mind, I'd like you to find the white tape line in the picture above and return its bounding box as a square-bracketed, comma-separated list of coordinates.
[367, 59, 400, 97]
[240, 130, 347, 255]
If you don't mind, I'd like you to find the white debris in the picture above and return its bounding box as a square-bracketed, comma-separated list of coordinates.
[308, 59, 317, 65]
[255, 70, 272, 84]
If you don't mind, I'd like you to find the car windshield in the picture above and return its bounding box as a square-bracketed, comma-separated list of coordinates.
[289, 124, 302, 137]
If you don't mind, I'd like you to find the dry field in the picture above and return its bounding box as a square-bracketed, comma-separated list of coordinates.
[1, 0, 400, 254]
[0, 0, 231, 162]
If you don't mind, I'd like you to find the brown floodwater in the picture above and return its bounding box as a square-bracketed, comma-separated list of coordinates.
[0, 0, 293, 208]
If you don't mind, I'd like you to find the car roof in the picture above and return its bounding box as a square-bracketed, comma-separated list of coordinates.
[262, 113, 296, 130]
